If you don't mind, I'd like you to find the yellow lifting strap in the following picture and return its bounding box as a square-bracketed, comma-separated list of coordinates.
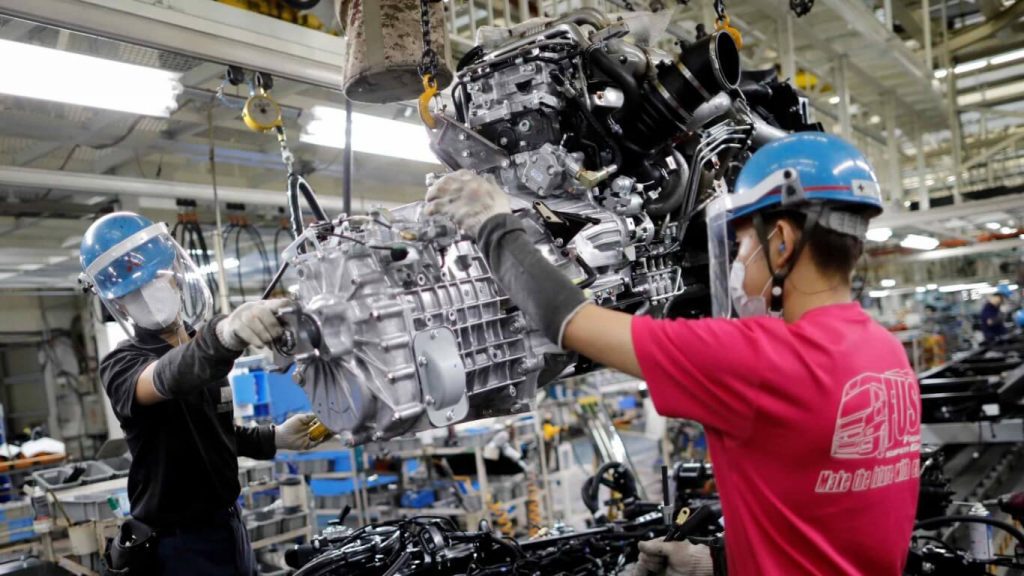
[714, 14, 743, 49]
[418, 74, 439, 129]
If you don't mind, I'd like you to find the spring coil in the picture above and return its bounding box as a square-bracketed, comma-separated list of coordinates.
[488, 497, 514, 537]
[526, 482, 543, 538]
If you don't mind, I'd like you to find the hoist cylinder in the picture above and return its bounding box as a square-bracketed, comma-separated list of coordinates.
[337, 0, 453, 104]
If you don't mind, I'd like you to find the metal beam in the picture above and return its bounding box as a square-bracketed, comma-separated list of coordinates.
[0, 165, 347, 210]
[0, 0, 346, 90]
[836, 56, 851, 138]
[945, 0, 1024, 54]
[883, 237, 1023, 264]
[962, 131, 1024, 172]
[922, 0, 933, 71]
[873, 192, 1024, 230]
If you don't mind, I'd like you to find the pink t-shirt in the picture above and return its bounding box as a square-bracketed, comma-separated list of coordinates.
[632, 302, 920, 576]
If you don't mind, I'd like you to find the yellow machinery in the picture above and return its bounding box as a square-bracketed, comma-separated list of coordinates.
[217, 0, 328, 31]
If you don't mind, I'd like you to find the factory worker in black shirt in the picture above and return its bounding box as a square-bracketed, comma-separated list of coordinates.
[79, 212, 324, 576]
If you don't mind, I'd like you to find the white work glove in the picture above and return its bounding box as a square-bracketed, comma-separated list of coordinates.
[275, 413, 321, 451]
[424, 169, 511, 238]
[215, 299, 290, 351]
[633, 538, 714, 576]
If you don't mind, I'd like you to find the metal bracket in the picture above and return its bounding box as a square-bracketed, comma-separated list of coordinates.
[413, 327, 469, 427]
[532, 201, 600, 247]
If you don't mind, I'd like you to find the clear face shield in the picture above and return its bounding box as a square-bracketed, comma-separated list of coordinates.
[705, 195, 736, 319]
[79, 223, 212, 338]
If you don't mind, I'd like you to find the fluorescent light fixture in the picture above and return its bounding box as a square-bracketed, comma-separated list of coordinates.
[926, 283, 938, 290]
[946, 175, 957, 183]
[828, 95, 840, 105]
[938, 282, 989, 293]
[953, 59, 988, 75]
[915, 286, 926, 293]
[0, 39, 182, 117]
[991, 48, 1024, 66]
[934, 69, 948, 79]
[868, 290, 890, 298]
[869, 114, 881, 124]
[301, 106, 439, 164]
[986, 222, 1002, 230]
[1000, 226, 1015, 235]
[925, 178, 935, 186]
[880, 278, 897, 288]
[865, 227, 893, 242]
[17, 263, 44, 271]
[900, 234, 940, 250]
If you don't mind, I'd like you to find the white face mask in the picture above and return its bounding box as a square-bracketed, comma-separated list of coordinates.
[120, 275, 181, 330]
[728, 231, 778, 319]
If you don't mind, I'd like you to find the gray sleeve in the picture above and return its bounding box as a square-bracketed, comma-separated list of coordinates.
[152, 316, 242, 398]
[477, 213, 588, 346]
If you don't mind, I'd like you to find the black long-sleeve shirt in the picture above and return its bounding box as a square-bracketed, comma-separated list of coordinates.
[99, 317, 276, 529]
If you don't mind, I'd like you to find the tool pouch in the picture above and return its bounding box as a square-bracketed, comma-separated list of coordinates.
[103, 517, 159, 576]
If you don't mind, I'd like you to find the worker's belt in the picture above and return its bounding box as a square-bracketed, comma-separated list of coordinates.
[155, 504, 242, 534]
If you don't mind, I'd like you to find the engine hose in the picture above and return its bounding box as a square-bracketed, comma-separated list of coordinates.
[915, 515, 1024, 551]
[550, 7, 610, 29]
[488, 497, 514, 537]
[644, 149, 690, 218]
[526, 482, 543, 538]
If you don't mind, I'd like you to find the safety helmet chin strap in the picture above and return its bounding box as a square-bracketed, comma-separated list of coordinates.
[751, 203, 824, 315]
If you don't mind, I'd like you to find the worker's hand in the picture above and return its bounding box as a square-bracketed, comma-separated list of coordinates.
[634, 538, 714, 576]
[215, 299, 290, 351]
[275, 413, 322, 451]
[424, 169, 511, 238]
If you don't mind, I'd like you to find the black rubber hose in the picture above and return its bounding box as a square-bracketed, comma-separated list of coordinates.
[286, 173, 329, 240]
[915, 515, 1024, 551]
[244, 225, 272, 289]
[273, 226, 289, 271]
[233, 224, 245, 301]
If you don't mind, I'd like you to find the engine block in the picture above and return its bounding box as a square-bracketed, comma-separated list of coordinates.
[273, 9, 819, 443]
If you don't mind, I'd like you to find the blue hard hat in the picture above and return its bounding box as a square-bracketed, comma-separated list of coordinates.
[1015, 309, 1024, 328]
[727, 133, 884, 225]
[80, 212, 176, 300]
[998, 284, 1012, 297]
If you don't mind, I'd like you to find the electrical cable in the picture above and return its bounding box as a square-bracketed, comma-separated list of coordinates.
[915, 515, 1024, 551]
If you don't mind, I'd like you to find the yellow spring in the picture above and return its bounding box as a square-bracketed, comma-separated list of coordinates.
[488, 497, 514, 537]
[526, 482, 543, 538]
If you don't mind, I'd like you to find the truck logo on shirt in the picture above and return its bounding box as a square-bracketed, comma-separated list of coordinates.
[830, 369, 920, 460]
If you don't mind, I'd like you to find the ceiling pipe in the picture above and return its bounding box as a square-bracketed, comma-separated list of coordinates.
[0, 165, 353, 211]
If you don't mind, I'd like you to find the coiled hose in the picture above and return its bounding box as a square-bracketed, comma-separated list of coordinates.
[222, 204, 272, 302]
[171, 199, 219, 305]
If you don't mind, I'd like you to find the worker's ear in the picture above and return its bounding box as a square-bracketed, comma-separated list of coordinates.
[771, 218, 801, 271]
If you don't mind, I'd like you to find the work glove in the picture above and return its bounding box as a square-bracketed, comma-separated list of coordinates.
[274, 413, 323, 451]
[633, 538, 714, 576]
[215, 299, 290, 351]
[424, 169, 511, 238]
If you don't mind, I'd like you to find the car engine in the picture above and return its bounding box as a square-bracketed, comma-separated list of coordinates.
[271, 9, 820, 445]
